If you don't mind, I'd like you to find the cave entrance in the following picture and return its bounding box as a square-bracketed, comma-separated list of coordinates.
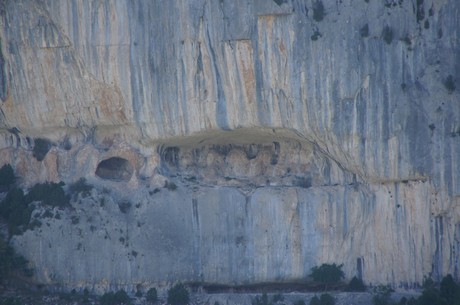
[95, 157, 133, 182]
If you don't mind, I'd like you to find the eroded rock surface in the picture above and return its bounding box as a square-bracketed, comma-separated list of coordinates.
[0, 0, 459, 292]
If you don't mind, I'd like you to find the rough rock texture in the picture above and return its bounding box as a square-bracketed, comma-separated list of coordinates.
[0, 0, 459, 292]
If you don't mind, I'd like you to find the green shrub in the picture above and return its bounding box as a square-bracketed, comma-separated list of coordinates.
[0, 297, 23, 305]
[319, 294, 335, 305]
[0, 234, 33, 283]
[311, 30, 322, 41]
[416, 287, 441, 305]
[440, 274, 458, 303]
[444, 75, 456, 93]
[410, 275, 460, 305]
[33, 138, 52, 161]
[26, 182, 69, 207]
[168, 283, 189, 305]
[312, 0, 325, 22]
[146, 287, 158, 303]
[100, 289, 131, 305]
[309, 296, 320, 305]
[382, 26, 393, 44]
[118, 201, 131, 213]
[294, 300, 306, 305]
[360, 24, 369, 37]
[272, 293, 284, 303]
[310, 263, 345, 289]
[371, 285, 394, 305]
[0, 188, 33, 235]
[114, 290, 131, 304]
[164, 181, 177, 191]
[0, 164, 15, 188]
[345, 276, 366, 292]
[69, 178, 93, 198]
[252, 293, 270, 305]
[99, 292, 115, 305]
[273, 0, 287, 5]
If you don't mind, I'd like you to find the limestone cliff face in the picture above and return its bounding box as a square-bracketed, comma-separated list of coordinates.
[0, 0, 459, 291]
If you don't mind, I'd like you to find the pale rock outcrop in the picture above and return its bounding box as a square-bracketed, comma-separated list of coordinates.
[0, 0, 459, 291]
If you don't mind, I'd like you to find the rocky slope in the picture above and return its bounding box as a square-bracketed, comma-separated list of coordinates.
[0, 0, 459, 293]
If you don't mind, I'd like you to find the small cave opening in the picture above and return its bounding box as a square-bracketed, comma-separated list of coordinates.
[95, 157, 133, 182]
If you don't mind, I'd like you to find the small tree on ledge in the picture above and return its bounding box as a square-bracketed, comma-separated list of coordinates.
[310, 263, 345, 290]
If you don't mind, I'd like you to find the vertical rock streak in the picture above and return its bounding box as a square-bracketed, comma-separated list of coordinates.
[0, 0, 459, 289]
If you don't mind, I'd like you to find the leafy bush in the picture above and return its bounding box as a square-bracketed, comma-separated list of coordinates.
[310, 263, 345, 288]
[272, 293, 284, 303]
[168, 283, 189, 305]
[164, 181, 177, 191]
[69, 178, 93, 198]
[309, 296, 320, 305]
[0, 164, 15, 188]
[0, 234, 33, 284]
[294, 300, 306, 305]
[252, 293, 285, 305]
[371, 285, 394, 305]
[118, 201, 132, 213]
[410, 275, 460, 305]
[0, 297, 23, 305]
[0, 188, 33, 235]
[309, 294, 335, 305]
[26, 182, 69, 207]
[360, 24, 369, 37]
[382, 26, 393, 44]
[444, 75, 456, 93]
[312, 0, 325, 22]
[100, 289, 131, 305]
[311, 30, 322, 41]
[146, 287, 158, 303]
[252, 293, 270, 305]
[440, 274, 458, 303]
[32, 138, 52, 161]
[319, 294, 335, 305]
[345, 276, 366, 292]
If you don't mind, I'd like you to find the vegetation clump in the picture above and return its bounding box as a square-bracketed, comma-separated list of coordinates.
[360, 24, 369, 37]
[345, 276, 366, 292]
[310, 263, 345, 289]
[32, 138, 52, 161]
[310, 294, 335, 305]
[0, 164, 15, 189]
[252, 293, 284, 305]
[118, 201, 132, 213]
[311, 30, 322, 41]
[312, 0, 325, 22]
[444, 75, 456, 93]
[26, 181, 69, 207]
[168, 283, 190, 305]
[0, 188, 33, 235]
[371, 285, 394, 305]
[382, 26, 393, 44]
[69, 178, 93, 198]
[408, 276, 460, 305]
[146, 287, 158, 303]
[164, 180, 177, 191]
[100, 289, 131, 305]
[0, 234, 33, 284]
[0, 166, 68, 235]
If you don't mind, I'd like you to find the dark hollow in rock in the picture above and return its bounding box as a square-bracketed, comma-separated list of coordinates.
[33, 138, 52, 161]
[95, 157, 134, 182]
[162, 147, 180, 167]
